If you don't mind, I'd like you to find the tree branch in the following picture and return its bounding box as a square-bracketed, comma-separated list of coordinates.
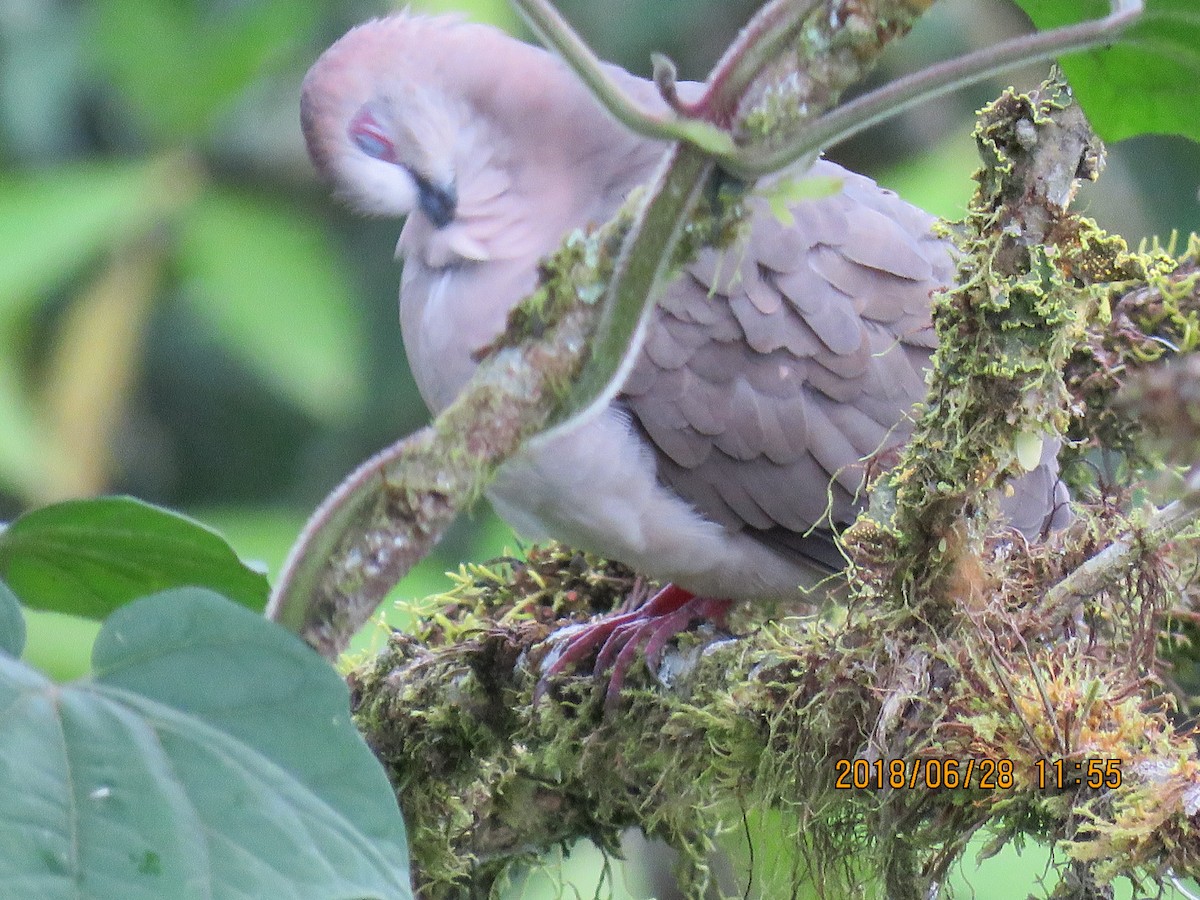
[1042, 488, 1200, 624]
[349, 75, 1200, 899]
[352, 525, 1200, 898]
[726, 0, 1144, 178]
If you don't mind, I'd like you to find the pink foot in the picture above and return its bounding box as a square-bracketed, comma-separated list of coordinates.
[535, 584, 732, 711]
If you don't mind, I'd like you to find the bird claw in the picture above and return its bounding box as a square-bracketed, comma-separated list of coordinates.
[534, 584, 732, 712]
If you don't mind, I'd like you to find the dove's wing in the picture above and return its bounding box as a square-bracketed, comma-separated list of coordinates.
[623, 160, 947, 566]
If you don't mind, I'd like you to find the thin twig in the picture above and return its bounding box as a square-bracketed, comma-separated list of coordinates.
[1041, 480, 1200, 624]
[508, 0, 736, 155]
[723, 0, 1144, 177]
[674, 0, 825, 121]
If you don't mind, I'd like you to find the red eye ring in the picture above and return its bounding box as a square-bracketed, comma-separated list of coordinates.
[348, 107, 395, 163]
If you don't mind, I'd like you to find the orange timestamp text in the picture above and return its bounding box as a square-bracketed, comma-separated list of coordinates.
[1032, 757, 1123, 790]
[832, 757, 1125, 791]
[834, 757, 1014, 791]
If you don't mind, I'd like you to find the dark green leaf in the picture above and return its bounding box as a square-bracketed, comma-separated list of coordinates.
[0, 580, 25, 657]
[1015, 0, 1200, 142]
[177, 191, 366, 421]
[0, 497, 270, 619]
[0, 588, 412, 899]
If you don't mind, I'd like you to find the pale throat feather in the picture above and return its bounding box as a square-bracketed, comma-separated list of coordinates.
[400, 266, 484, 413]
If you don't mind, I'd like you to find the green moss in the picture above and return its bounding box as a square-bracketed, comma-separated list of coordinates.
[1060, 237, 1199, 486]
[480, 204, 634, 359]
[353, 505, 1197, 897]
[675, 176, 747, 263]
[738, 1, 931, 147]
[347, 72, 1200, 900]
[859, 77, 1175, 611]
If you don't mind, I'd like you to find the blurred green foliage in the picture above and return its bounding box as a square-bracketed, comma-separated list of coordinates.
[0, 0, 1197, 896]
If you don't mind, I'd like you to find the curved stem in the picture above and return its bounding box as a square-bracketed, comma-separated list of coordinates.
[681, 0, 825, 121]
[509, 0, 736, 155]
[552, 145, 715, 435]
[723, 0, 1145, 178]
[508, 0, 643, 129]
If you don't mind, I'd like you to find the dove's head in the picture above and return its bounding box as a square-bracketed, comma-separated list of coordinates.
[301, 14, 480, 227]
[302, 13, 666, 267]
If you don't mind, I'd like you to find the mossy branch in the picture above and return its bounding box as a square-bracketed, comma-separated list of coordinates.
[726, 0, 1143, 178]
[263, 264, 615, 655]
[352, 514, 1200, 899]
[349, 78, 1200, 898]
[856, 75, 1105, 610]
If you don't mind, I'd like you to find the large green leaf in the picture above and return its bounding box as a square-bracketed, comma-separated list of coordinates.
[177, 190, 367, 421]
[0, 159, 192, 323]
[1016, 0, 1200, 142]
[90, 0, 318, 140]
[0, 497, 270, 619]
[0, 588, 412, 900]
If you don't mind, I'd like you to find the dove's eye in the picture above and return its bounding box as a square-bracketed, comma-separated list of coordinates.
[348, 108, 395, 162]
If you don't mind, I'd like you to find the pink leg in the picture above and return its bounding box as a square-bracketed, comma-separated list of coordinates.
[591, 586, 708, 672]
[601, 596, 732, 712]
[642, 597, 732, 669]
[535, 584, 732, 709]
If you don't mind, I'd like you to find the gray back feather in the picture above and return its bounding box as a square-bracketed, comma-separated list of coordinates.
[621, 159, 1066, 567]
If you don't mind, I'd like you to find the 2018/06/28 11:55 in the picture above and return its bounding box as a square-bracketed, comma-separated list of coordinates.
[833, 757, 1125, 790]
